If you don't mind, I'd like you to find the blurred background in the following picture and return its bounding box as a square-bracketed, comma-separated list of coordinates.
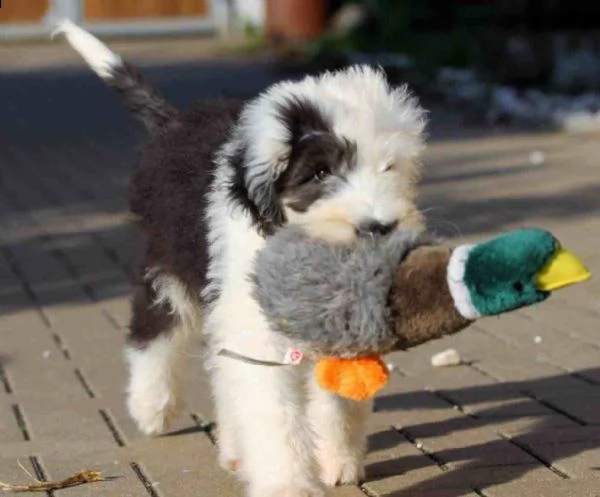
[4, 0, 600, 128]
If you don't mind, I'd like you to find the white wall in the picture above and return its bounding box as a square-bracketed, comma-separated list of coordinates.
[234, 0, 265, 29]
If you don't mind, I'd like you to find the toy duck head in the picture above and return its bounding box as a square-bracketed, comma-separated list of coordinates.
[448, 228, 591, 319]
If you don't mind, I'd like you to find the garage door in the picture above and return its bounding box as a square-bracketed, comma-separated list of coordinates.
[0, 0, 220, 39]
[83, 0, 208, 21]
[0, 0, 49, 23]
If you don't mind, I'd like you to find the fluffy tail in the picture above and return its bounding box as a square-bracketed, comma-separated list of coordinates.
[53, 20, 179, 132]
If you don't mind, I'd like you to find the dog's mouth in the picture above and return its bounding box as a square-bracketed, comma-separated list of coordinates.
[354, 220, 398, 239]
[286, 204, 424, 245]
[288, 218, 357, 244]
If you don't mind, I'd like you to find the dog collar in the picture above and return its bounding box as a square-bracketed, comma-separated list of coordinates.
[217, 348, 304, 367]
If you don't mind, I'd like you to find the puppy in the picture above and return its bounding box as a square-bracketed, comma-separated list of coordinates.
[56, 21, 427, 497]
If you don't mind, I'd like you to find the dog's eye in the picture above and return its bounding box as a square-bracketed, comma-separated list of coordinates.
[297, 165, 330, 186]
[313, 167, 330, 182]
[383, 161, 394, 172]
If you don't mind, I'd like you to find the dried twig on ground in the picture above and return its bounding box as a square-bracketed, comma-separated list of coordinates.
[0, 469, 105, 492]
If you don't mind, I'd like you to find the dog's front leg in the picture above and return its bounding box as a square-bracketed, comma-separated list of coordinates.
[309, 374, 371, 486]
[216, 355, 327, 497]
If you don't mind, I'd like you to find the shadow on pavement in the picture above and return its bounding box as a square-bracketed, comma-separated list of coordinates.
[368, 368, 600, 496]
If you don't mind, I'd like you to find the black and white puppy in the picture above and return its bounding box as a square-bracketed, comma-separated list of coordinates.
[57, 21, 427, 497]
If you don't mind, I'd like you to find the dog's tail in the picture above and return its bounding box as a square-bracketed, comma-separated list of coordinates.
[53, 20, 179, 133]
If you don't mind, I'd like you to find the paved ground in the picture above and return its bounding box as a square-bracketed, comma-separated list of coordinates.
[1, 39, 600, 496]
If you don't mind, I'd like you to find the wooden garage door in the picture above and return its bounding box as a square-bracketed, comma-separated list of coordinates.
[0, 0, 49, 23]
[84, 0, 208, 20]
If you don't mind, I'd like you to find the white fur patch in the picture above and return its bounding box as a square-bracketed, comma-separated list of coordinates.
[309, 376, 370, 486]
[53, 20, 122, 79]
[125, 332, 187, 435]
[202, 163, 325, 493]
[146, 268, 200, 330]
[447, 244, 481, 320]
[127, 271, 200, 435]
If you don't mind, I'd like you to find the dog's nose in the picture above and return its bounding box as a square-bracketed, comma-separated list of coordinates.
[357, 221, 397, 237]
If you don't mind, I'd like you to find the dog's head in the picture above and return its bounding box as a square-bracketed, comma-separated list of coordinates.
[231, 65, 427, 242]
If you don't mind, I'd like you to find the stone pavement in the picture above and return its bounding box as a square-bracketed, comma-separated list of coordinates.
[1, 40, 600, 496]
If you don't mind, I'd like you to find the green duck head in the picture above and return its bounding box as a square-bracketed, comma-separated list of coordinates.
[448, 229, 591, 319]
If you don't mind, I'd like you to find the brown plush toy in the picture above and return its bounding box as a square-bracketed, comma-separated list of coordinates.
[251, 227, 590, 401]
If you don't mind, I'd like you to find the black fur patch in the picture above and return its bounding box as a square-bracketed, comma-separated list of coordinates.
[109, 62, 180, 133]
[276, 97, 331, 146]
[128, 275, 176, 347]
[227, 145, 283, 236]
[279, 134, 356, 213]
[274, 98, 357, 213]
[224, 97, 338, 236]
[128, 99, 243, 343]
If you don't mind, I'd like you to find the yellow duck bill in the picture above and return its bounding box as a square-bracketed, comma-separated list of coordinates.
[535, 247, 591, 292]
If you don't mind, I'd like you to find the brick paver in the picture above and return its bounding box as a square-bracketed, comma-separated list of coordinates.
[1, 39, 600, 496]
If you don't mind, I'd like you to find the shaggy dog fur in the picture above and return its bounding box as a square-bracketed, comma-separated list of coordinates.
[56, 20, 427, 497]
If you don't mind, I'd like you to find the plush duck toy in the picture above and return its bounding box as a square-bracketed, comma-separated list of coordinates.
[252, 227, 590, 401]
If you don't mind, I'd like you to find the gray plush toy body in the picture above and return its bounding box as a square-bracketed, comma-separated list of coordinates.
[252, 227, 430, 356]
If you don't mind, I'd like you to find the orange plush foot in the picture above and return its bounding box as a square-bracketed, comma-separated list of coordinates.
[315, 356, 389, 401]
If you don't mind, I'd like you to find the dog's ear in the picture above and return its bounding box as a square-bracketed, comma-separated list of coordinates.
[234, 97, 332, 235]
[244, 153, 287, 235]
[227, 143, 286, 236]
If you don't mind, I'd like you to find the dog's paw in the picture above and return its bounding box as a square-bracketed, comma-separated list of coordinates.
[216, 429, 241, 474]
[319, 456, 365, 487]
[218, 457, 241, 474]
[127, 388, 181, 435]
